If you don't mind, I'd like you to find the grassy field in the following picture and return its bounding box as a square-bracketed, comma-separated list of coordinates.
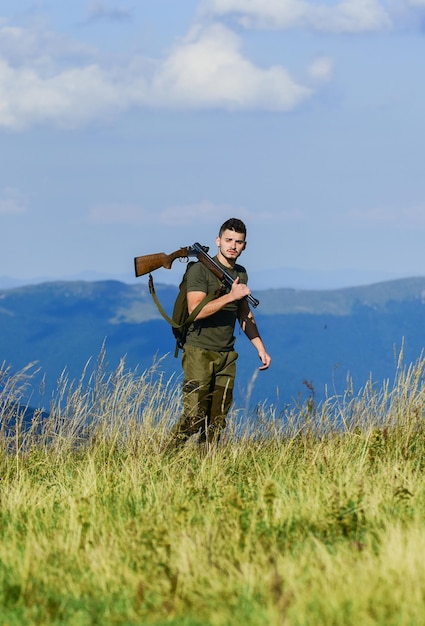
[1, 350, 425, 625]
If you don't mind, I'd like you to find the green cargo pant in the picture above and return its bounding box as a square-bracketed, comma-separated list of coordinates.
[170, 344, 238, 447]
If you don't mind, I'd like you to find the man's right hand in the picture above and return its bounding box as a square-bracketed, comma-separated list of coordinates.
[230, 277, 251, 301]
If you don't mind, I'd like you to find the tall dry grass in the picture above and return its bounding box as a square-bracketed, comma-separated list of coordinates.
[1, 348, 425, 625]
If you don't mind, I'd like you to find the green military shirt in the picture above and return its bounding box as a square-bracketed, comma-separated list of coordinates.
[185, 257, 248, 352]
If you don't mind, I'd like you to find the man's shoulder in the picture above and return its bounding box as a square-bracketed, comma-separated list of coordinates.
[187, 259, 248, 284]
[186, 260, 213, 290]
[234, 262, 247, 275]
[187, 260, 207, 277]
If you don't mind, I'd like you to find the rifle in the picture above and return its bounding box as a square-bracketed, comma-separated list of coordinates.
[134, 242, 259, 308]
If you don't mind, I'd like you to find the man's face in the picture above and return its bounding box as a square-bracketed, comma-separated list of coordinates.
[216, 229, 246, 263]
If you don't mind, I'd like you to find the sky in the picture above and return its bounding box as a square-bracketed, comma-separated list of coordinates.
[1, 0, 425, 290]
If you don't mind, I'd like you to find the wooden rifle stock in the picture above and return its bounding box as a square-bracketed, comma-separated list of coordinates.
[134, 247, 191, 277]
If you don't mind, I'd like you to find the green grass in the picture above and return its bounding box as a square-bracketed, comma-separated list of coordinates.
[1, 348, 425, 625]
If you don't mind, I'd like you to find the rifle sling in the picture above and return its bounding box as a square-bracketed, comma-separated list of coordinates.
[148, 273, 216, 330]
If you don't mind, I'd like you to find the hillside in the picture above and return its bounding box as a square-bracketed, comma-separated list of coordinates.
[1, 277, 425, 408]
[257, 276, 425, 314]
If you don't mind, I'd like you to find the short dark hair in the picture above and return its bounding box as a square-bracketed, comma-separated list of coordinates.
[219, 218, 247, 237]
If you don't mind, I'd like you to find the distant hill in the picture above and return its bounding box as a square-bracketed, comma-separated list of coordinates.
[1, 277, 425, 409]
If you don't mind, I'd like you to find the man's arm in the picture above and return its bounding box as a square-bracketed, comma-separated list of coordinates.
[238, 300, 272, 371]
[187, 276, 250, 320]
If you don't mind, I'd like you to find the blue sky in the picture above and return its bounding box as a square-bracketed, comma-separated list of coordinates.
[1, 0, 425, 289]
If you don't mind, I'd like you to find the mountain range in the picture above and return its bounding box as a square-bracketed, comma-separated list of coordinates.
[1, 277, 425, 410]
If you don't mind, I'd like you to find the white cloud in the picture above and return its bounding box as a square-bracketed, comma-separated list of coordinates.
[346, 205, 425, 230]
[0, 23, 115, 129]
[307, 56, 334, 82]
[151, 24, 312, 111]
[87, 201, 236, 226]
[85, 2, 133, 24]
[86, 200, 306, 227]
[0, 58, 129, 130]
[0, 24, 94, 67]
[160, 202, 239, 226]
[86, 204, 155, 224]
[0, 188, 27, 215]
[0, 21, 317, 130]
[199, 0, 392, 32]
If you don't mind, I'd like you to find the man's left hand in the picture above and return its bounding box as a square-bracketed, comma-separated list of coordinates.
[258, 350, 271, 371]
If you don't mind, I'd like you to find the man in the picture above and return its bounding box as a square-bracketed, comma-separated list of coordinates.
[170, 217, 271, 448]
